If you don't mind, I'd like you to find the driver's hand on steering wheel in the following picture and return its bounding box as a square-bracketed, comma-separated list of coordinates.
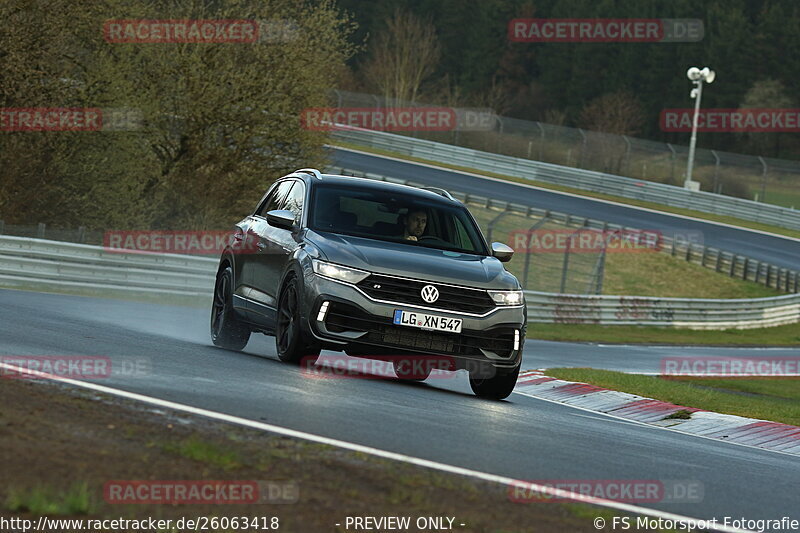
[405, 235, 418, 241]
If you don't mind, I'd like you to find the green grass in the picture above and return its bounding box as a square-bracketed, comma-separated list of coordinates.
[673, 377, 800, 402]
[467, 203, 780, 298]
[602, 252, 779, 298]
[528, 322, 800, 346]
[332, 141, 800, 241]
[6, 482, 92, 515]
[162, 436, 242, 470]
[543, 368, 800, 426]
[761, 187, 800, 210]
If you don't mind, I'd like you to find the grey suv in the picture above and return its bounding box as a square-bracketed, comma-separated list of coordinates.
[211, 169, 526, 399]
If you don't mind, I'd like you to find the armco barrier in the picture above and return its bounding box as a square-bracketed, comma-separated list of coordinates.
[0, 235, 216, 297]
[1, 235, 798, 329]
[331, 127, 800, 231]
[525, 291, 800, 330]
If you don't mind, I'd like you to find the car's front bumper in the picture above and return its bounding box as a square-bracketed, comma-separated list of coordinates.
[302, 273, 525, 373]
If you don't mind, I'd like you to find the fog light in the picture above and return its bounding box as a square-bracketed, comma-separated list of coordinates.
[513, 329, 520, 351]
[316, 301, 330, 322]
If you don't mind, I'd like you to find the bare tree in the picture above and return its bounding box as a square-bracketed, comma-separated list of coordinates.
[362, 9, 440, 105]
[580, 91, 645, 136]
[430, 74, 464, 107]
[0, 0, 356, 230]
[472, 76, 512, 116]
[543, 109, 567, 126]
[579, 91, 645, 173]
[738, 79, 794, 157]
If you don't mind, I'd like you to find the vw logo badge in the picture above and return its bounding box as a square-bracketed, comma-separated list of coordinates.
[420, 285, 439, 303]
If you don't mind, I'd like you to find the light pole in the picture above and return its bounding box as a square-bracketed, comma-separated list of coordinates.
[684, 66, 715, 190]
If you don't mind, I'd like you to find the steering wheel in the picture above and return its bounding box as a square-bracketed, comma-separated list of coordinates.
[417, 235, 447, 244]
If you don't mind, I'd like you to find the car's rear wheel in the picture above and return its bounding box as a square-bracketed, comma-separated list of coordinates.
[276, 276, 320, 365]
[469, 364, 520, 400]
[211, 265, 250, 351]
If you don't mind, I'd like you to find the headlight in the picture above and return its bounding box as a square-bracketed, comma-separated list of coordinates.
[488, 290, 524, 306]
[312, 259, 370, 284]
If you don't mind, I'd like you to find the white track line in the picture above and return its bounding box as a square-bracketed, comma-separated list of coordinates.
[330, 145, 800, 244]
[3, 361, 751, 533]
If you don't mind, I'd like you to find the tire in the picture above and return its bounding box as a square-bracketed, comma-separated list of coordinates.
[275, 276, 320, 365]
[211, 265, 250, 351]
[392, 358, 432, 381]
[469, 364, 520, 400]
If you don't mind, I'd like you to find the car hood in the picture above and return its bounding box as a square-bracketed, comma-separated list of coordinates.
[305, 230, 519, 290]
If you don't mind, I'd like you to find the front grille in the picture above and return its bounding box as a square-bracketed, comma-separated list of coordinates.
[356, 273, 496, 314]
[324, 302, 515, 358]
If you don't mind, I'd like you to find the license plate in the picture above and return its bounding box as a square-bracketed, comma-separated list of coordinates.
[392, 309, 462, 333]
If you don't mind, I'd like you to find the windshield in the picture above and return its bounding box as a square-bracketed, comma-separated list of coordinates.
[309, 183, 488, 256]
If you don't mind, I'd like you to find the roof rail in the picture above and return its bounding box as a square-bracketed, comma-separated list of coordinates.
[294, 168, 323, 180]
[420, 186, 455, 201]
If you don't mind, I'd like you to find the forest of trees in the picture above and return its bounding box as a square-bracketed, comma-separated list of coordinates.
[339, 0, 800, 159]
[0, 0, 355, 229]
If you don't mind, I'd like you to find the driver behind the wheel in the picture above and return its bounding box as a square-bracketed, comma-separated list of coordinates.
[402, 209, 427, 241]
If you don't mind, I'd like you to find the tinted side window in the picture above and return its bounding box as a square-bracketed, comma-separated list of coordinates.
[283, 181, 305, 223]
[256, 180, 294, 217]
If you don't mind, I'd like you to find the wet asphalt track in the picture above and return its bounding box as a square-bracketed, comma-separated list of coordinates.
[2, 289, 798, 528]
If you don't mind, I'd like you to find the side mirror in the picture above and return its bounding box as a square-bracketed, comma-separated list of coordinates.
[491, 242, 514, 262]
[266, 209, 296, 230]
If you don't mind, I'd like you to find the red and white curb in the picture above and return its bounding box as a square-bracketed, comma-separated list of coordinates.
[515, 370, 800, 456]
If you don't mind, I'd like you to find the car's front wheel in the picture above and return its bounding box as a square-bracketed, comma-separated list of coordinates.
[211, 265, 251, 351]
[275, 276, 320, 365]
[469, 364, 520, 400]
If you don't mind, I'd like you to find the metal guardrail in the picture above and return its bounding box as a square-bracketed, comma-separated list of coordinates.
[525, 292, 800, 330]
[331, 127, 800, 231]
[0, 235, 797, 329]
[331, 167, 800, 294]
[0, 236, 216, 297]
